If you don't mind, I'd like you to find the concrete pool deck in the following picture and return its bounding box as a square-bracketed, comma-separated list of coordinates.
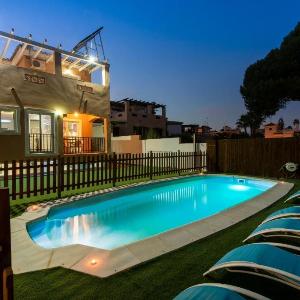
[10, 175, 294, 278]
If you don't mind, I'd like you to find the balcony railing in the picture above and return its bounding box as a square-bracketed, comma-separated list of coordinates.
[29, 133, 55, 153]
[29, 135, 105, 154]
[64, 137, 105, 154]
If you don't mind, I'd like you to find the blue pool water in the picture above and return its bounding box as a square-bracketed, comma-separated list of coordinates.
[27, 175, 276, 250]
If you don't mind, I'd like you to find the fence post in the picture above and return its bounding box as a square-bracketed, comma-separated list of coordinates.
[178, 150, 181, 176]
[112, 152, 117, 187]
[193, 151, 197, 171]
[57, 156, 62, 199]
[193, 133, 196, 152]
[0, 187, 14, 300]
[150, 151, 153, 180]
[215, 138, 219, 172]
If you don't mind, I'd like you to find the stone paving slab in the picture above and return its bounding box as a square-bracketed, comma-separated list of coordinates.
[127, 236, 169, 262]
[10, 175, 294, 278]
[49, 245, 93, 268]
[70, 247, 141, 277]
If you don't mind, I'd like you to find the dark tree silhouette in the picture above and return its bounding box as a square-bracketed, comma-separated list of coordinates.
[240, 22, 300, 133]
[278, 118, 285, 130]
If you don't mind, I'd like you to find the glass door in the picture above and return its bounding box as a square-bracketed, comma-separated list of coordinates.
[63, 120, 82, 154]
[28, 112, 54, 153]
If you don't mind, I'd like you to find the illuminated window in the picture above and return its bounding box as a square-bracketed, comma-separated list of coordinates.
[0, 107, 18, 133]
[63, 120, 81, 137]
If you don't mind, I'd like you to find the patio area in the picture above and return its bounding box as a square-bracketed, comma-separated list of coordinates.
[12, 178, 299, 299]
[10, 176, 293, 277]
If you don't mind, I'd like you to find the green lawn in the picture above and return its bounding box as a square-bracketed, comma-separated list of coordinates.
[14, 178, 299, 300]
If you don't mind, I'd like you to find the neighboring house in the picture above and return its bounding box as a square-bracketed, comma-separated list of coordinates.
[195, 125, 242, 140]
[110, 98, 167, 138]
[0, 29, 111, 161]
[181, 124, 199, 134]
[219, 125, 241, 136]
[167, 121, 183, 137]
[196, 125, 211, 135]
[264, 123, 295, 139]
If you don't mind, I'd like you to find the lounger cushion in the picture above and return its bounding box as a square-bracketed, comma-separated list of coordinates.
[253, 218, 300, 234]
[286, 191, 300, 202]
[245, 218, 300, 244]
[174, 284, 246, 300]
[264, 206, 300, 222]
[207, 243, 300, 285]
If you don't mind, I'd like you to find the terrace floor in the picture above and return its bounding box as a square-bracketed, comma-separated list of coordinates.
[12, 177, 299, 300]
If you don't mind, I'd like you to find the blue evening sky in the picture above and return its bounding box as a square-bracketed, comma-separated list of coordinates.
[1, 0, 300, 129]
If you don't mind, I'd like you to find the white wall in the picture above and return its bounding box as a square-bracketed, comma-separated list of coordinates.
[111, 135, 206, 168]
[142, 137, 206, 153]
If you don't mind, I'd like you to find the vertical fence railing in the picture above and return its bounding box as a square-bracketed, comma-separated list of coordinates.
[0, 151, 206, 201]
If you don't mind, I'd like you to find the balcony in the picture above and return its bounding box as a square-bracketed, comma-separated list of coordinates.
[29, 134, 105, 155]
[29, 134, 54, 153]
[64, 137, 105, 154]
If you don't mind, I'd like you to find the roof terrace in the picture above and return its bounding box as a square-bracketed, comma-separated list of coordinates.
[0, 28, 109, 84]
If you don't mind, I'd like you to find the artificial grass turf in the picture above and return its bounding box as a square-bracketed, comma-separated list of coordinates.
[13, 179, 299, 300]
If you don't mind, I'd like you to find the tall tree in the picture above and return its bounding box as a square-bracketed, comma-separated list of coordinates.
[236, 114, 250, 135]
[240, 22, 300, 129]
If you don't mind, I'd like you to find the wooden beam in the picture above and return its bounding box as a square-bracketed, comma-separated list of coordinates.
[89, 65, 102, 74]
[79, 61, 92, 72]
[62, 55, 70, 63]
[11, 43, 28, 65]
[68, 58, 81, 69]
[33, 47, 42, 58]
[0, 38, 11, 59]
[46, 53, 54, 63]
[0, 188, 14, 300]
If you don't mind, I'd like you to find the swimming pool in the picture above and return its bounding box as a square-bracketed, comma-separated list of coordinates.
[27, 175, 276, 250]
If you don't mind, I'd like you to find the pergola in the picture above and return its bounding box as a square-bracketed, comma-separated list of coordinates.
[115, 98, 166, 109]
[0, 30, 108, 74]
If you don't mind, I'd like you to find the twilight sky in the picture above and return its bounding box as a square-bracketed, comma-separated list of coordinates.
[1, 0, 300, 129]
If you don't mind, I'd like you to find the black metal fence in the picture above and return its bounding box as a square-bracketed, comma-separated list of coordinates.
[0, 151, 206, 200]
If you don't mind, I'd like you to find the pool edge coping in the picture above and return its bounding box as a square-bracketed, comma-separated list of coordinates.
[10, 174, 294, 278]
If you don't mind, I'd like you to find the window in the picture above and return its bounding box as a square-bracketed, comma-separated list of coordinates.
[27, 110, 54, 153]
[0, 107, 18, 133]
[63, 120, 81, 137]
[28, 113, 52, 135]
